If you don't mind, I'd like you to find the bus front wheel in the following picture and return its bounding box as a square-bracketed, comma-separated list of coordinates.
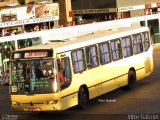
[127, 70, 136, 89]
[78, 87, 88, 109]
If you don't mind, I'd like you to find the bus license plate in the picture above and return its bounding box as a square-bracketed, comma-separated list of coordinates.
[28, 108, 37, 112]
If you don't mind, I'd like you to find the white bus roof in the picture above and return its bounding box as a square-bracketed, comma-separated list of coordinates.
[15, 26, 149, 53]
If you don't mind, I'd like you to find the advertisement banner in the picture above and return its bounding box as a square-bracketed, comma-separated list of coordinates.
[0, 3, 59, 27]
[0, 3, 59, 22]
[16, 6, 35, 20]
[0, 16, 59, 28]
[0, 8, 17, 22]
[35, 3, 59, 18]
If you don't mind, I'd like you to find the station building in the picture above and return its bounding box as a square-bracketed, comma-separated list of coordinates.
[72, 0, 160, 20]
[71, 0, 160, 43]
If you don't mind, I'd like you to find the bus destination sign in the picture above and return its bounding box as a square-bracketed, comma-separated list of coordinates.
[25, 52, 48, 58]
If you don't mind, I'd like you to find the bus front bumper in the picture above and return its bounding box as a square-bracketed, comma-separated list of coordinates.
[11, 102, 61, 111]
[11, 94, 61, 111]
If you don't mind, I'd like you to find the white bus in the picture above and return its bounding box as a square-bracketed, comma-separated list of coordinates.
[10, 26, 153, 111]
[0, 33, 42, 77]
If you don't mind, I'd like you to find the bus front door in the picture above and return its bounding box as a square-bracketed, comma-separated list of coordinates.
[57, 53, 72, 90]
[56, 53, 74, 110]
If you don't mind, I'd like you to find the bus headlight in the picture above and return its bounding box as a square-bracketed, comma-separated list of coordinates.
[12, 101, 20, 105]
[49, 100, 58, 104]
[44, 100, 58, 104]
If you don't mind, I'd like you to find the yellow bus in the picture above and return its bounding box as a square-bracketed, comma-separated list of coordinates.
[10, 26, 153, 111]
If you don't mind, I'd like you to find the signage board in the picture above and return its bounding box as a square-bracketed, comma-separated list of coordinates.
[73, 8, 117, 14]
[0, 16, 59, 28]
[35, 3, 59, 18]
[118, 5, 145, 12]
[25, 51, 48, 58]
[12, 50, 53, 59]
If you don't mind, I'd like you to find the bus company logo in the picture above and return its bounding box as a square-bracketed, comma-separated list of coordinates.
[1, 114, 18, 120]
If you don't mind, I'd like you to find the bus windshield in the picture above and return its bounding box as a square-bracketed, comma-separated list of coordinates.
[10, 59, 59, 94]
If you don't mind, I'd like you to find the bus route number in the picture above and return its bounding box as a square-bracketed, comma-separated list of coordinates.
[25, 52, 47, 58]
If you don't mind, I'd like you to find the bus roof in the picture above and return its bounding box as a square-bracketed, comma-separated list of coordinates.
[14, 26, 149, 53]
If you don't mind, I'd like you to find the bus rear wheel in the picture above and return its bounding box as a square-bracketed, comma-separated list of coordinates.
[127, 70, 136, 89]
[78, 87, 88, 109]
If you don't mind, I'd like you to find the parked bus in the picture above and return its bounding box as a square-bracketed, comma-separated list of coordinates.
[0, 34, 42, 77]
[10, 26, 153, 111]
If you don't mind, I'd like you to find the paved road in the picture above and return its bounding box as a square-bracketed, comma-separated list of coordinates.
[0, 50, 160, 120]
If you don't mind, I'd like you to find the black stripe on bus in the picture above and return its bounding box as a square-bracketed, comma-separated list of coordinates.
[61, 67, 145, 99]
[61, 91, 78, 99]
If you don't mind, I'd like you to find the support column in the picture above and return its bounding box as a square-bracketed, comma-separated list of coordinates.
[58, 0, 72, 27]
[145, 19, 148, 27]
[158, 18, 160, 33]
[15, 40, 18, 50]
[54, 20, 59, 28]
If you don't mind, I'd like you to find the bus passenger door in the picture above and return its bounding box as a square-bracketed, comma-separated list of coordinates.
[56, 53, 72, 91]
[57, 53, 75, 110]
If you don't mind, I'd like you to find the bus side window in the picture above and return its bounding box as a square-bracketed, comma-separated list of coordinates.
[142, 32, 150, 51]
[18, 40, 25, 49]
[26, 38, 32, 47]
[121, 36, 133, 58]
[71, 49, 86, 73]
[99, 42, 111, 64]
[57, 58, 71, 90]
[133, 34, 143, 54]
[111, 39, 122, 61]
[85, 45, 99, 68]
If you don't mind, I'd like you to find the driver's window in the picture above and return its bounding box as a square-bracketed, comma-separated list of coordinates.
[57, 57, 71, 90]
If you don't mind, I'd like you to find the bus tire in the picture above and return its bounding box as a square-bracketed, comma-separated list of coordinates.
[127, 70, 136, 89]
[78, 87, 88, 109]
